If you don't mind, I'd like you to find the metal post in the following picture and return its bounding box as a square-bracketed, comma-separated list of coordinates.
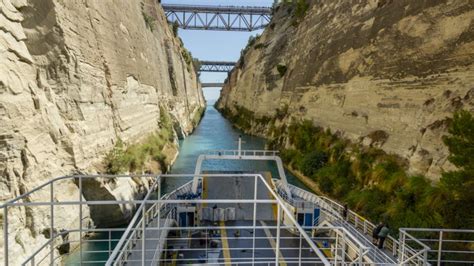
[437, 231, 443, 266]
[252, 175, 258, 266]
[109, 231, 112, 256]
[79, 176, 83, 266]
[334, 232, 338, 265]
[238, 137, 242, 157]
[399, 231, 405, 263]
[157, 180, 163, 264]
[50, 182, 54, 264]
[142, 206, 146, 266]
[298, 232, 302, 266]
[275, 204, 281, 265]
[158, 177, 161, 227]
[4, 207, 8, 266]
[392, 239, 397, 256]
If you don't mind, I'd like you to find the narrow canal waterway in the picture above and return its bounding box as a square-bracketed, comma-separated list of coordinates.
[165, 103, 309, 191]
[65, 103, 309, 265]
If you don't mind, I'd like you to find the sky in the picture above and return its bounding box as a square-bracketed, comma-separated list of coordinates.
[162, 0, 274, 102]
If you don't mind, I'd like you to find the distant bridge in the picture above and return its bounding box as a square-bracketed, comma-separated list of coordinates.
[199, 61, 236, 72]
[162, 4, 272, 31]
[201, 83, 224, 88]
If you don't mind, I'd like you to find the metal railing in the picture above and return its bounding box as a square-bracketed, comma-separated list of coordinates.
[106, 174, 331, 265]
[273, 179, 437, 265]
[205, 149, 279, 157]
[0, 174, 192, 266]
[399, 228, 474, 265]
[2, 172, 471, 265]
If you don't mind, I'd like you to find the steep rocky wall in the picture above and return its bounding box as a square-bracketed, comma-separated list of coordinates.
[218, 0, 474, 179]
[0, 0, 204, 264]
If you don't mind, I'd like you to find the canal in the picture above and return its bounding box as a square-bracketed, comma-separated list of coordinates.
[65, 103, 309, 265]
[165, 103, 309, 191]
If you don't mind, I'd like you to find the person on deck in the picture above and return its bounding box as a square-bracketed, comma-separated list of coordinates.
[342, 204, 348, 220]
[372, 222, 384, 245]
[378, 224, 390, 249]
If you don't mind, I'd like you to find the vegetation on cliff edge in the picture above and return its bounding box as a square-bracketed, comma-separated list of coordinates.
[219, 104, 474, 231]
[192, 106, 206, 128]
[104, 107, 175, 174]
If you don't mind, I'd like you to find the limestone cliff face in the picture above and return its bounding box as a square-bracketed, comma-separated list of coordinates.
[218, 0, 474, 179]
[0, 0, 203, 263]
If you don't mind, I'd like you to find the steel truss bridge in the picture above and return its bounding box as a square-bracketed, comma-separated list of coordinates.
[162, 4, 272, 31]
[198, 61, 236, 87]
[199, 61, 236, 73]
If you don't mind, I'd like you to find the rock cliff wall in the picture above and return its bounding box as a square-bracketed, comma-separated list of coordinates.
[0, 0, 204, 263]
[218, 0, 474, 179]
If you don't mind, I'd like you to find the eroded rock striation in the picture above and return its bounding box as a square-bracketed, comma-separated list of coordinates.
[218, 0, 474, 179]
[0, 0, 204, 263]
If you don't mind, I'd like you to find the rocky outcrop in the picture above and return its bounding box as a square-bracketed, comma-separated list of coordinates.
[218, 0, 474, 179]
[0, 0, 204, 264]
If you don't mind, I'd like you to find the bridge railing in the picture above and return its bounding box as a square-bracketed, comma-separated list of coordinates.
[205, 149, 279, 157]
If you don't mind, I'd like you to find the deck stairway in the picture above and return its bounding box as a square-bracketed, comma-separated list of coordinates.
[274, 180, 397, 264]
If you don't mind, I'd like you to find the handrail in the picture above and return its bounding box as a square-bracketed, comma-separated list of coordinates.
[105, 176, 161, 265]
[274, 180, 397, 263]
[0, 174, 162, 207]
[108, 178, 193, 265]
[205, 149, 279, 156]
[105, 174, 331, 265]
[0, 173, 247, 208]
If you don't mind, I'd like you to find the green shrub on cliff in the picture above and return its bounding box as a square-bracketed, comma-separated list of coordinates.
[438, 110, 474, 228]
[192, 107, 205, 127]
[294, 0, 309, 19]
[172, 21, 179, 37]
[104, 107, 175, 174]
[299, 150, 328, 177]
[218, 100, 473, 231]
[273, 110, 474, 231]
[105, 132, 168, 174]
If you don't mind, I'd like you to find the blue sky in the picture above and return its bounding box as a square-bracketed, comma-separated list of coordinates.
[162, 0, 274, 102]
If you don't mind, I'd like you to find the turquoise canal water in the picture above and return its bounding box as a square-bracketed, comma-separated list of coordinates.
[165, 104, 309, 191]
[65, 104, 308, 265]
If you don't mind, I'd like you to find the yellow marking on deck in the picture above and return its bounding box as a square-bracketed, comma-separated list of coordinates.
[202, 176, 208, 207]
[263, 172, 278, 219]
[219, 220, 232, 266]
[260, 221, 287, 266]
[170, 252, 178, 266]
[316, 241, 333, 257]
